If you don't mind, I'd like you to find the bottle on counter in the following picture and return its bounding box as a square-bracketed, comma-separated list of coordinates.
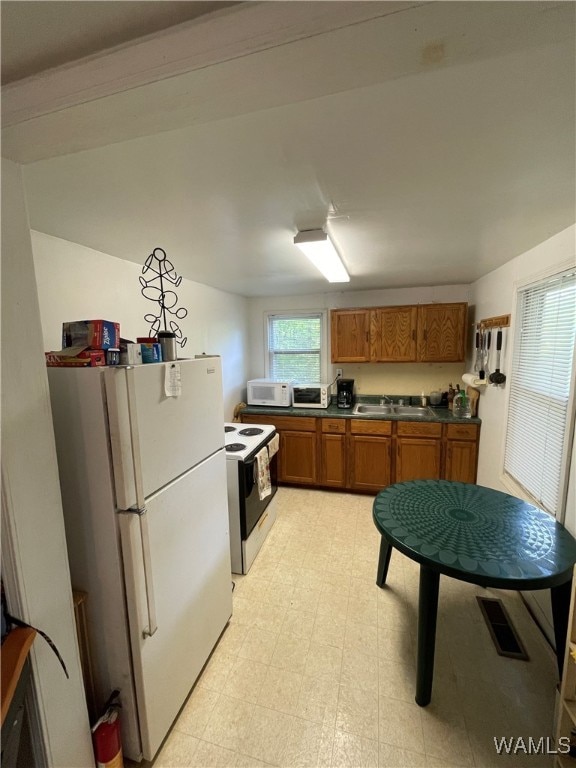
[453, 390, 472, 418]
[447, 383, 455, 410]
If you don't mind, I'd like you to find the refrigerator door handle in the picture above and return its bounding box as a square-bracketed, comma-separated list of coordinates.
[124, 370, 157, 636]
[123, 507, 158, 638]
[138, 507, 158, 638]
[126, 367, 146, 510]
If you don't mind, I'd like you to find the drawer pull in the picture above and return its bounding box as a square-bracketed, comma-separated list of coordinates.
[257, 512, 269, 530]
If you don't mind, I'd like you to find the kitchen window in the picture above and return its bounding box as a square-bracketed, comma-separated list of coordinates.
[266, 311, 327, 383]
[503, 269, 576, 517]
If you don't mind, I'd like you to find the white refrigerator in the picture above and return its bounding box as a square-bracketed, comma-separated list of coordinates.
[47, 358, 233, 762]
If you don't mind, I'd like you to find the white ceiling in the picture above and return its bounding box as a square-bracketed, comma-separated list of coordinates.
[2, 1, 575, 298]
[0, 1, 238, 84]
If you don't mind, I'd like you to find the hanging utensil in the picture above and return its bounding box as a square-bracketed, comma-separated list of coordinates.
[473, 327, 482, 372]
[478, 327, 486, 380]
[489, 329, 506, 385]
[484, 330, 491, 379]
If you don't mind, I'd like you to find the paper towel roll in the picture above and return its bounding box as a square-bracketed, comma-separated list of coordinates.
[462, 373, 487, 389]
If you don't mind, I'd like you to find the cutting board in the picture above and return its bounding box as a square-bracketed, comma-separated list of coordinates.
[466, 386, 480, 417]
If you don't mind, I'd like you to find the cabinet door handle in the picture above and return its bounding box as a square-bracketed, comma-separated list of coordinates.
[412, 329, 416, 341]
[423, 329, 428, 341]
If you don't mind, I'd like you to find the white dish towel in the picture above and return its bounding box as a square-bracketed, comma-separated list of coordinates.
[255, 447, 271, 500]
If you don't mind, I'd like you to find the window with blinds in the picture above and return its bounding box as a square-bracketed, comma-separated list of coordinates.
[504, 269, 576, 516]
[267, 313, 324, 383]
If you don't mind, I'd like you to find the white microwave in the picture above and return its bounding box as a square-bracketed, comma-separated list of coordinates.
[292, 384, 330, 409]
[247, 379, 295, 407]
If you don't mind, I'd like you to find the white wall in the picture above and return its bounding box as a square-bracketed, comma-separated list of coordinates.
[1, 159, 94, 767]
[247, 284, 471, 396]
[469, 224, 576, 501]
[32, 232, 250, 420]
[469, 223, 576, 644]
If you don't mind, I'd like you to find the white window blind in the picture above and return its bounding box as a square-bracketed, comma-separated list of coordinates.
[267, 313, 323, 383]
[504, 270, 576, 515]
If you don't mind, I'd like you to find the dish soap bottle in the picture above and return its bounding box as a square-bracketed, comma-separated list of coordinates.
[453, 390, 472, 419]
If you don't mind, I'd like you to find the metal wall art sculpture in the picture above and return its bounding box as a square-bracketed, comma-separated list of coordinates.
[140, 247, 188, 349]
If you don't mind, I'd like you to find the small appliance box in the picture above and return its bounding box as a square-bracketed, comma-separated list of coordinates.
[62, 320, 120, 351]
[45, 346, 107, 367]
[140, 342, 162, 364]
[120, 343, 143, 365]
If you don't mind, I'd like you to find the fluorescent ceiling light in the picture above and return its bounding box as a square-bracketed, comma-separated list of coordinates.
[293, 229, 350, 283]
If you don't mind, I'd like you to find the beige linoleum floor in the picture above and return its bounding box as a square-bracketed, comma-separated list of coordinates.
[153, 488, 557, 768]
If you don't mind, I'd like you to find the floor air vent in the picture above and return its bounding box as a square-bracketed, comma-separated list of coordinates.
[476, 597, 530, 661]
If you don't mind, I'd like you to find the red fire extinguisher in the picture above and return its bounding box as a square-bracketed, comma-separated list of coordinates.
[92, 690, 123, 768]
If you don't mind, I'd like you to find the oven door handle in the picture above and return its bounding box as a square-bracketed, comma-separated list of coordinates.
[244, 458, 256, 497]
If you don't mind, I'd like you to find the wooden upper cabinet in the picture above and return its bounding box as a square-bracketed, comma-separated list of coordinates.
[331, 303, 467, 364]
[370, 306, 418, 362]
[331, 309, 371, 362]
[417, 303, 467, 362]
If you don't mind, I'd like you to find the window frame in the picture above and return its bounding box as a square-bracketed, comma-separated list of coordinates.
[264, 309, 329, 384]
[501, 265, 576, 523]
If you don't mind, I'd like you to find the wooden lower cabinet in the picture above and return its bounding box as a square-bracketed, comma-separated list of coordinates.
[349, 435, 391, 492]
[241, 413, 479, 490]
[396, 422, 442, 482]
[280, 431, 317, 484]
[320, 419, 347, 487]
[240, 414, 319, 485]
[348, 419, 392, 492]
[320, 434, 346, 487]
[396, 437, 442, 482]
[444, 423, 479, 483]
[445, 441, 477, 483]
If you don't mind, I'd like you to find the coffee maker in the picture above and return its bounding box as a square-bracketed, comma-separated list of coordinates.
[336, 378, 355, 409]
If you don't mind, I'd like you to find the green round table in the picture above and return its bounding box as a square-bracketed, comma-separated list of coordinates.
[373, 480, 576, 706]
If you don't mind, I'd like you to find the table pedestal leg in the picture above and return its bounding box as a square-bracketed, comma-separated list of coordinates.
[551, 577, 572, 679]
[416, 565, 440, 707]
[376, 537, 392, 587]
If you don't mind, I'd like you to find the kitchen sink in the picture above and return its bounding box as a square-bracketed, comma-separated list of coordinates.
[352, 403, 434, 417]
[393, 406, 433, 416]
[352, 404, 394, 415]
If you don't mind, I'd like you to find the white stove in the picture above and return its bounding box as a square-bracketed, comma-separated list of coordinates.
[223, 422, 278, 574]
[224, 422, 276, 461]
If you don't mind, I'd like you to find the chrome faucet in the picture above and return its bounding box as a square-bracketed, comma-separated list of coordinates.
[380, 396, 392, 405]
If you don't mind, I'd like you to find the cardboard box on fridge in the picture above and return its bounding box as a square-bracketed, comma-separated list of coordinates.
[45, 346, 107, 367]
[62, 320, 120, 350]
[120, 344, 143, 365]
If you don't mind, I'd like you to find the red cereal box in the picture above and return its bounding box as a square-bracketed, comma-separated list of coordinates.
[45, 346, 107, 367]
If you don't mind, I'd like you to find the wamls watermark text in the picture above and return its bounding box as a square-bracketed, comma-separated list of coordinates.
[494, 736, 570, 755]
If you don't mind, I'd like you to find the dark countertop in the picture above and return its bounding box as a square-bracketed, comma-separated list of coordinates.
[241, 398, 481, 425]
